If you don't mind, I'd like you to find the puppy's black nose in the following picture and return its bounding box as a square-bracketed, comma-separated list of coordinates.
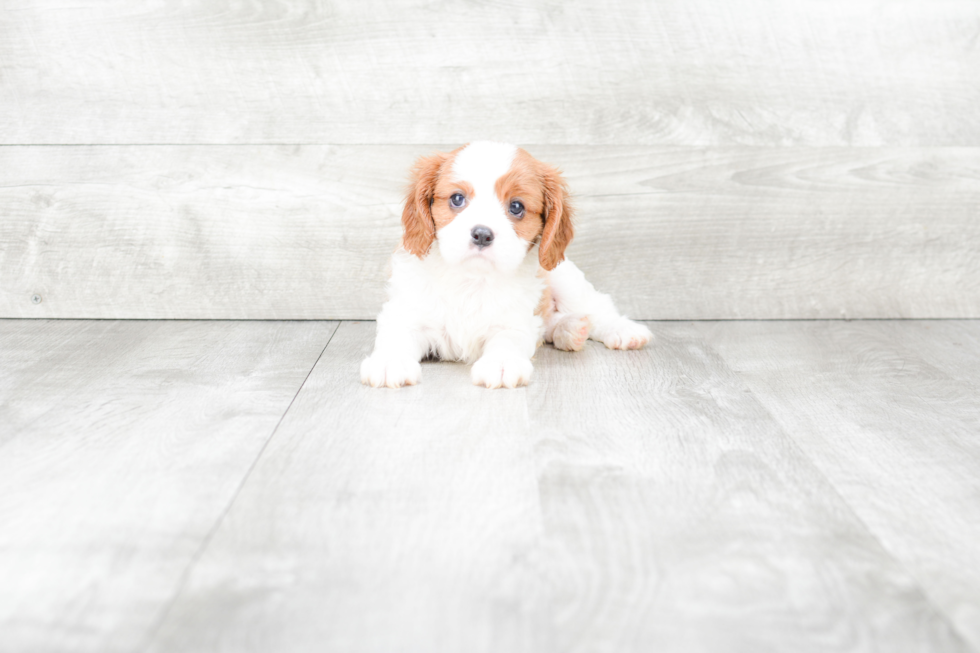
[471, 225, 494, 249]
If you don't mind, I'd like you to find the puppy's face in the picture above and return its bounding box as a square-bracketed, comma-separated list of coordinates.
[401, 142, 573, 272]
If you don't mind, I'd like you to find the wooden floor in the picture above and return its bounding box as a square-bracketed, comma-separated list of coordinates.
[2, 318, 979, 653]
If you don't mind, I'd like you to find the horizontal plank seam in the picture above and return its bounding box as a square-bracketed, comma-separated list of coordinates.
[0, 318, 373, 323]
[137, 320, 341, 652]
[2, 318, 980, 324]
[5, 143, 980, 149]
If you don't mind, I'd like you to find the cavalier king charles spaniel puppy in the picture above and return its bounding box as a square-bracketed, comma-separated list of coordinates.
[361, 141, 652, 389]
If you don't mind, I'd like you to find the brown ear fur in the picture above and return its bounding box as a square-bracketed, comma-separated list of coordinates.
[538, 163, 574, 271]
[401, 152, 447, 258]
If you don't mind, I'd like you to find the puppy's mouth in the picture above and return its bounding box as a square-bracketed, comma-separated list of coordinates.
[462, 246, 496, 265]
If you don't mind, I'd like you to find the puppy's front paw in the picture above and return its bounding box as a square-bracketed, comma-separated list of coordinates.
[592, 317, 652, 350]
[471, 352, 533, 389]
[360, 354, 422, 388]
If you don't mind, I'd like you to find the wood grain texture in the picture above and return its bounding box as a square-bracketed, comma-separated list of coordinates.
[1, 0, 978, 145]
[4, 319, 980, 652]
[0, 145, 414, 320]
[696, 320, 980, 650]
[0, 319, 334, 653]
[145, 321, 974, 653]
[526, 323, 970, 653]
[865, 321, 980, 391]
[3, 145, 979, 320]
[145, 321, 550, 653]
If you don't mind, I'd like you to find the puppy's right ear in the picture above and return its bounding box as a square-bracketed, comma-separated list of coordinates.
[401, 152, 447, 258]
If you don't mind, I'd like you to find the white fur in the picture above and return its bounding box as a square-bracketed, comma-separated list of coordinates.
[547, 260, 653, 350]
[361, 141, 652, 389]
[361, 246, 543, 388]
[436, 142, 527, 272]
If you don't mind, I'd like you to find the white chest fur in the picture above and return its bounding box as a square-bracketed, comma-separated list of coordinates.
[381, 248, 544, 363]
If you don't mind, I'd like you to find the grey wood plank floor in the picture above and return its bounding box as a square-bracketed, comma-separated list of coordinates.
[1, 319, 978, 652]
[0, 320, 336, 653]
[696, 320, 980, 650]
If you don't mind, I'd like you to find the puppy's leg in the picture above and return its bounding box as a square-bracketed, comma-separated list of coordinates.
[547, 260, 652, 350]
[360, 304, 427, 388]
[471, 329, 536, 389]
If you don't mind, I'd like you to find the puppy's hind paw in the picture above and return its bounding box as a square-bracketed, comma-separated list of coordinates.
[592, 317, 652, 350]
[551, 313, 591, 352]
[360, 354, 422, 388]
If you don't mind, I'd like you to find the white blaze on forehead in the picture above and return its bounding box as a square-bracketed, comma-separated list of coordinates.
[437, 141, 526, 272]
[452, 141, 517, 194]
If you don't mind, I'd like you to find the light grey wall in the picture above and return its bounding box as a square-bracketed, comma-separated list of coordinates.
[2, 0, 978, 318]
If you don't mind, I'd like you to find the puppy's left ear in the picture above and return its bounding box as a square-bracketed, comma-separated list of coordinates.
[401, 152, 447, 258]
[539, 163, 574, 271]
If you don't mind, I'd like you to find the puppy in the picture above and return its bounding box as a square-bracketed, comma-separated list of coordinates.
[361, 141, 652, 389]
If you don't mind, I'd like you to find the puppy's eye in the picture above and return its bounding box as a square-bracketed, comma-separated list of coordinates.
[450, 193, 466, 208]
[509, 200, 525, 218]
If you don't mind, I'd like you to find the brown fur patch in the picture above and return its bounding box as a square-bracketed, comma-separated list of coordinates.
[537, 159, 574, 271]
[534, 271, 553, 349]
[495, 149, 547, 246]
[534, 267, 555, 320]
[431, 179, 475, 231]
[495, 148, 574, 270]
[400, 147, 464, 257]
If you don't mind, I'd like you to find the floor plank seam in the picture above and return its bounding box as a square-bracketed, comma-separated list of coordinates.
[135, 321, 341, 652]
[697, 331, 978, 650]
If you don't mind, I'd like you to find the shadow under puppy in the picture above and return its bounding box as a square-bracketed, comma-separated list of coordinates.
[361, 141, 652, 389]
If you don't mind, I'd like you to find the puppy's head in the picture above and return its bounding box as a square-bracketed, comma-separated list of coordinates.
[401, 142, 573, 272]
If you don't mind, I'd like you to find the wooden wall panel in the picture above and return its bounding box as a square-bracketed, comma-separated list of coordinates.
[1, 0, 977, 146]
[2, 145, 978, 319]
